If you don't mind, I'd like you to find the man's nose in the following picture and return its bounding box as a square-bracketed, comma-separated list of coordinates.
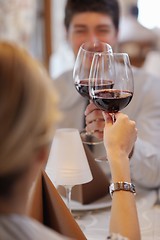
[87, 32, 98, 43]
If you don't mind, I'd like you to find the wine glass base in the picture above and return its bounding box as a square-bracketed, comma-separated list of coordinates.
[80, 131, 103, 145]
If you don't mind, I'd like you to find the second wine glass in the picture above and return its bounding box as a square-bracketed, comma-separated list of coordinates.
[89, 52, 134, 161]
[73, 40, 113, 145]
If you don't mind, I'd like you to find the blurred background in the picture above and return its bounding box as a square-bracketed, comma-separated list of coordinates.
[1, 0, 160, 78]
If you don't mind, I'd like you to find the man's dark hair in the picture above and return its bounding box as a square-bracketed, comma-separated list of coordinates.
[64, 0, 120, 31]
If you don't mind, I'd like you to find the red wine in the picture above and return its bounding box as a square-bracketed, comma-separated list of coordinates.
[75, 79, 114, 99]
[92, 89, 133, 112]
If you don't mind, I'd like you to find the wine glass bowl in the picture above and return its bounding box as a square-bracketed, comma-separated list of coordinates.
[89, 52, 134, 116]
[73, 41, 113, 145]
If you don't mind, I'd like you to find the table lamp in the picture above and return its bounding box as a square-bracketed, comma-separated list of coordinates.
[46, 128, 93, 212]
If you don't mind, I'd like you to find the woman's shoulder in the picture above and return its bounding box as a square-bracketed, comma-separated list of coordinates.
[0, 214, 70, 240]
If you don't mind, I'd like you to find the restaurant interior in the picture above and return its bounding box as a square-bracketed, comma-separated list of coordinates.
[1, 0, 160, 239]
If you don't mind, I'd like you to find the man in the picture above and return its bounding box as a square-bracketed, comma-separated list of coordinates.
[53, 0, 160, 189]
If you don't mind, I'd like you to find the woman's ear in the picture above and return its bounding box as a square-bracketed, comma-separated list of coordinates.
[35, 145, 50, 170]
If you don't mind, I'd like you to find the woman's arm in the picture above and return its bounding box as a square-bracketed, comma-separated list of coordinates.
[103, 112, 141, 240]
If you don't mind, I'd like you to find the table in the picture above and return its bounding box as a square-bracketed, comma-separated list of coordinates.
[45, 168, 160, 239]
[73, 187, 160, 240]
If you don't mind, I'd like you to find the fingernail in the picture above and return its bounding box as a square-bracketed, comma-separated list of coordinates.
[102, 111, 106, 120]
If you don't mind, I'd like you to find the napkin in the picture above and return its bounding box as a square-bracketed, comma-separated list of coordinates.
[58, 144, 110, 204]
[27, 169, 86, 239]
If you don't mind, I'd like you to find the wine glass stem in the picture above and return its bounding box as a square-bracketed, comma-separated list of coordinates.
[64, 185, 73, 213]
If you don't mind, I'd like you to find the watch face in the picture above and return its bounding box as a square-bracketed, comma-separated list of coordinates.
[124, 182, 131, 190]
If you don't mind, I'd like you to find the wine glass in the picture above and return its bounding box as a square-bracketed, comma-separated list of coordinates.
[73, 40, 113, 145]
[89, 52, 134, 161]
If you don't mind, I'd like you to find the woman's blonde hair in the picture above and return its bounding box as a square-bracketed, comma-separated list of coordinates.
[0, 42, 60, 179]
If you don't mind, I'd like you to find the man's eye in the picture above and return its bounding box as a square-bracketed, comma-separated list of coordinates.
[74, 29, 86, 33]
[98, 29, 109, 33]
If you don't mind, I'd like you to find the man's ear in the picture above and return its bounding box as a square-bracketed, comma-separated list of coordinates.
[64, 28, 69, 41]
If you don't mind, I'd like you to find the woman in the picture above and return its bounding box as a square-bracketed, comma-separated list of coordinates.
[0, 42, 140, 239]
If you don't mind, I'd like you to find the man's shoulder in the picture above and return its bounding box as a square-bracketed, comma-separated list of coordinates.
[133, 66, 160, 83]
[0, 215, 65, 240]
[54, 70, 73, 83]
[132, 66, 160, 98]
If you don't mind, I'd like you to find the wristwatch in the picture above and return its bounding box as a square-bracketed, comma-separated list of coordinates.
[109, 181, 136, 198]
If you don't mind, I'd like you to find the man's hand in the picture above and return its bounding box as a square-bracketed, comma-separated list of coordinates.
[85, 101, 105, 139]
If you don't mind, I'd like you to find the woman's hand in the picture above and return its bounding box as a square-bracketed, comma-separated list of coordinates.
[103, 112, 137, 163]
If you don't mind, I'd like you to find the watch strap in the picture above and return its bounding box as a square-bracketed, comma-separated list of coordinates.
[109, 181, 136, 198]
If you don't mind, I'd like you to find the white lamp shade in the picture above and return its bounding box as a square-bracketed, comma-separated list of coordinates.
[46, 128, 93, 186]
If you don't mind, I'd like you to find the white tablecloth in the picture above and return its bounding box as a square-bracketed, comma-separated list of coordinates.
[73, 187, 160, 240]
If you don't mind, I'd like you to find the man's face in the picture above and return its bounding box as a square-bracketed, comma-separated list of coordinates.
[67, 12, 118, 57]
